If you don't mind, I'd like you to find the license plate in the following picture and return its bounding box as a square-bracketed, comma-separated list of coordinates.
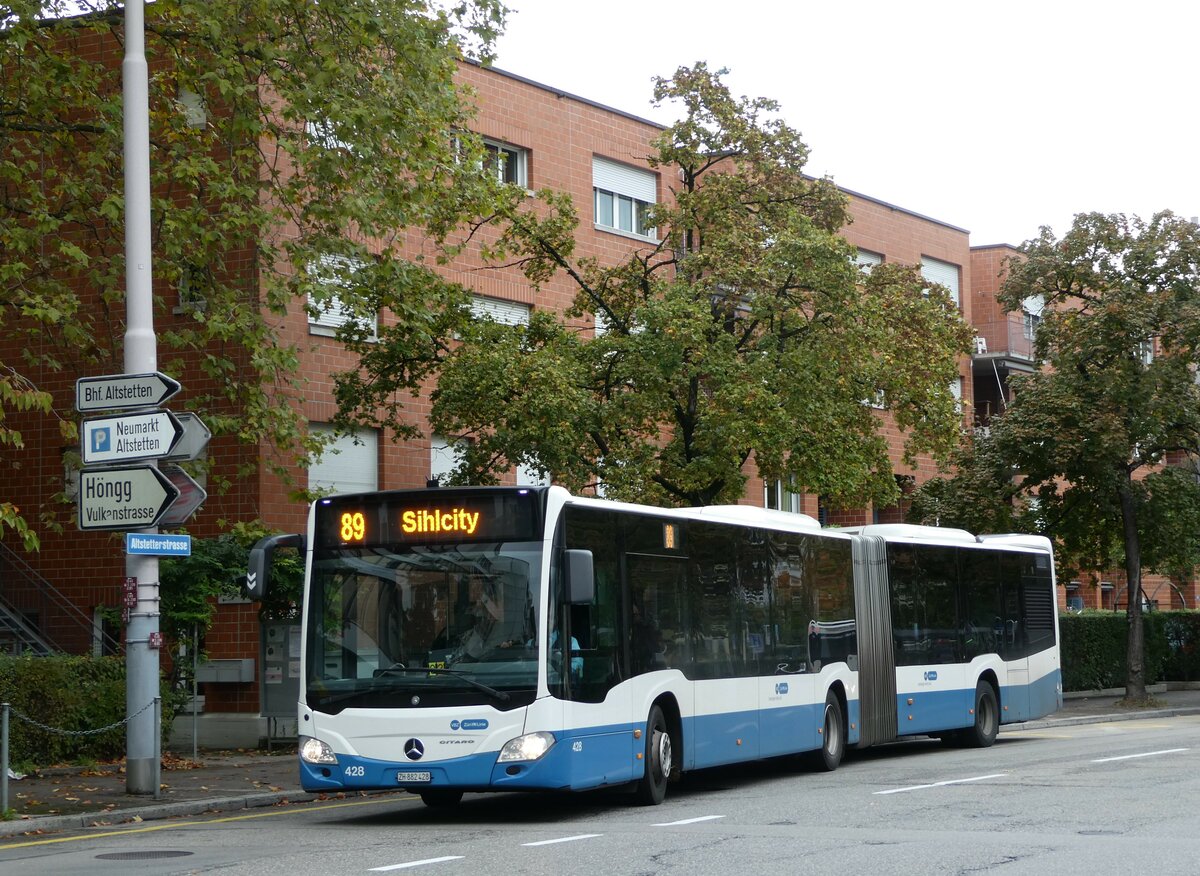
[396, 771, 432, 783]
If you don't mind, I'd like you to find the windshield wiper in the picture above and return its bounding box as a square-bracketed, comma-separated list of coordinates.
[376, 663, 511, 702]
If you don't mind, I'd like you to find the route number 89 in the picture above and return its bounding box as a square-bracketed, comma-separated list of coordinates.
[340, 512, 366, 543]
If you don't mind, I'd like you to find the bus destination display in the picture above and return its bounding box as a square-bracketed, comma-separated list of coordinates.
[316, 489, 540, 548]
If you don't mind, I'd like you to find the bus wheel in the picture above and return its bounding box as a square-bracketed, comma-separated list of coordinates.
[419, 789, 464, 808]
[636, 705, 673, 805]
[964, 681, 999, 748]
[809, 690, 845, 771]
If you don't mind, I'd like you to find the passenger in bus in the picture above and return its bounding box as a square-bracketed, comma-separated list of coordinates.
[453, 580, 515, 661]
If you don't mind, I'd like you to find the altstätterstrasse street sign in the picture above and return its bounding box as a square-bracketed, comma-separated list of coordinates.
[81, 410, 184, 466]
[77, 465, 180, 531]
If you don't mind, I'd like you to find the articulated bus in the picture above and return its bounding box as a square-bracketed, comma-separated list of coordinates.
[246, 485, 1061, 806]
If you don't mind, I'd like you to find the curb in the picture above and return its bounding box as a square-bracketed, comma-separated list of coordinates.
[1002, 705, 1200, 732]
[0, 790, 316, 839]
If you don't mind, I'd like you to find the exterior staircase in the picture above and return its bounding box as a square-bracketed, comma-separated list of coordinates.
[0, 540, 123, 656]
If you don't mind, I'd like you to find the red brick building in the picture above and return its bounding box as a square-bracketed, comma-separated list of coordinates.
[2, 52, 1105, 742]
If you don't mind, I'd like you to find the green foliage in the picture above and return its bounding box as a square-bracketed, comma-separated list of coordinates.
[1059, 611, 1130, 691]
[159, 522, 304, 650]
[336, 63, 973, 507]
[0, 0, 508, 539]
[915, 212, 1200, 694]
[1161, 611, 1200, 682]
[0, 655, 176, 766]
[1058, 610, 1194, 691]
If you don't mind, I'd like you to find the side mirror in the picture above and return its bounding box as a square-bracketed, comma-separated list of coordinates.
[565, 549, 595, 605]
[246, 533, 304, 601]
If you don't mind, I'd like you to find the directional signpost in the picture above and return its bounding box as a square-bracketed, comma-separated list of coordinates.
[162, 412, 211, 462]
[76, 371, 180, 413]
[77, 465, 180, 531]
[81, 410, 184, 466]
[157, 463, 207, 527]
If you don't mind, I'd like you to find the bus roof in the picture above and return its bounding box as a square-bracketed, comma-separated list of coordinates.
[833, 523, 978, 543]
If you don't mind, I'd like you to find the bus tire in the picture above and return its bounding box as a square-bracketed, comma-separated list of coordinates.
[809, 690, 845, 771]
[636, 705, 673, 806]
[419, 789, 464, 808]
[963, 680, 999, 748]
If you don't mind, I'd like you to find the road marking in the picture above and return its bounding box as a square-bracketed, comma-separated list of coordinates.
[1090, 748, 1189, 763]
[653, 815, 725, 826]
[370, 856, 464, 871]
[521, 834, 602, 847]
[874, 773, 1007, 795]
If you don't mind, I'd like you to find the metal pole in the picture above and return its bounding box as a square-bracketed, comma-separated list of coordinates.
[122, 0, 161, 796]
[192, 623, 198, 763]
[153, 696, 162, 801]
[2, 703, 9, 814]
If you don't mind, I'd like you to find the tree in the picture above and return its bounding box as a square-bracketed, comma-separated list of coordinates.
[334, 63, 973, 508]
[916, 212, 1200, 701]
[0, 0, 507, 544]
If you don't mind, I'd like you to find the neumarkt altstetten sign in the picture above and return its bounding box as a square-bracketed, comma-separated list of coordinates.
[81, 410, 184, 466]
[77, 465, 180, 531]
[76, 371, 181, 413]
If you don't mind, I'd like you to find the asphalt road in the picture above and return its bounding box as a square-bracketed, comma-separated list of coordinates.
[2, 714, 1199, 875]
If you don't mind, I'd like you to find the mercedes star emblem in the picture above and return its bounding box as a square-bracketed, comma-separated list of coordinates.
[404, 738, 425, 761]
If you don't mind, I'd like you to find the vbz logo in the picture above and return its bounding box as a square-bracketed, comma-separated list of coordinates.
[775, 682, 789, 695]
[923, 670, 938, 682]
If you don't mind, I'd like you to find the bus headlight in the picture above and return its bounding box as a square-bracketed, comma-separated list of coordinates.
[299, 735, 338, 765]
[497, 731, 556, 762]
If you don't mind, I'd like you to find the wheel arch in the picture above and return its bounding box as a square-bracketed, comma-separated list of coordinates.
[650, 692, 683, 778]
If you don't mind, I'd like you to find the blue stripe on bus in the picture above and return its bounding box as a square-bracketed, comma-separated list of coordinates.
[301, 673, 1060, 794]
[896, 669, 1063, 735]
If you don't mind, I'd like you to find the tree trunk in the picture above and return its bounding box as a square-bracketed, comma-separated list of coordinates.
[1117, 472, 1146, 700]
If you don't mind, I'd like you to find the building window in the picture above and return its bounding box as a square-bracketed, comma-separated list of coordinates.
[764, 479, 801, 514]
[471, 294, 530, 326]
[856, 249, 883, 272]
[593, 156, 656, 239]
[308, 424, 378, 494]
[1023, 310, 1041, 341]
[517, 460, 549, 486]
[306, 118, 353, 152]
[430, 434, 467, 485]
[920, 256, 960, 308]
[307, 254, 376, 337]
[483, 139, 527, 187]
[178, 87, 206, 129]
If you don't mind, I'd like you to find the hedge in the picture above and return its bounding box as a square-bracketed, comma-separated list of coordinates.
[1059, 610, 1200, 691]
[0, 655, 179, 767]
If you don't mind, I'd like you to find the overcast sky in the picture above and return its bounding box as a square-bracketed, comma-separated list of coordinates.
[492, 0, 1198, 247]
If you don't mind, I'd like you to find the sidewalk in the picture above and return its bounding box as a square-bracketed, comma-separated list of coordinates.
[3, 685, 1199, 839]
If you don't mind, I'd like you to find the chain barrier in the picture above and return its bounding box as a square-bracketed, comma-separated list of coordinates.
[6, 697, 156, 738]
[2, 698, 162, 811]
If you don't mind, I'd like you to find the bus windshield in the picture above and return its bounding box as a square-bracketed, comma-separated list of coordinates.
[306, 541, 544, 713]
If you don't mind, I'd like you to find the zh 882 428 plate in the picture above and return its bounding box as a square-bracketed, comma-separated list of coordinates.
[396, 771, 432, 783]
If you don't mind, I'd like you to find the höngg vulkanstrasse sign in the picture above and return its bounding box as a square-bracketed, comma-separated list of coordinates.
[77, 465, 180, 531]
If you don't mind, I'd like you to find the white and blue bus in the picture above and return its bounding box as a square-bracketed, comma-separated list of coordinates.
[247, 485, 1061, 806]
